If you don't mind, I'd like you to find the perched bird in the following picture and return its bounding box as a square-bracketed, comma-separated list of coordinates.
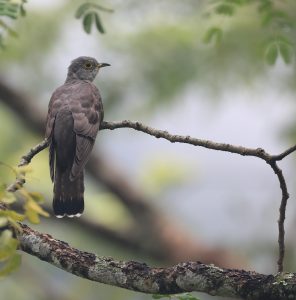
[45, 56, 110, 218]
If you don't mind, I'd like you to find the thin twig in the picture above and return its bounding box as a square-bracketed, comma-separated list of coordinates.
[101, 121, 273, 159]
[272, 144, 296, 161]
[269, 162, 289, 272]
[6, 139, 49, 192]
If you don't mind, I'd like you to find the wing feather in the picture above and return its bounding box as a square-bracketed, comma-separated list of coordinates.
[70, 82, 103, 179]
[70, 135, 94, 181]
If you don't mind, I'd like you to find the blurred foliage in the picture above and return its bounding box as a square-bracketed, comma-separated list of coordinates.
[85, 191, 134, 230]
[203, 0, 295, 65]
[0, 167, 49, 278]
[139, 156, 189, 196]
[0, 229, 21, 278]
[75, 2, 113, 34]
[0, 0, 27, 48]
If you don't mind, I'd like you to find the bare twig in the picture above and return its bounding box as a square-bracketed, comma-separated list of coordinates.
[101, 120, 296, 162]
[269, 162, 289, 272]
[6, 139, 49, 192]
[16, 222, 296, 299]
[272, 144, 296, 161]
[101, 121, 269, 158]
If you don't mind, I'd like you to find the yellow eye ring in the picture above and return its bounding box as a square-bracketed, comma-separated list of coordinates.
[84, 62, 92, 69]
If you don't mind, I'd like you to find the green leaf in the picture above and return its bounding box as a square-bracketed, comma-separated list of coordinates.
[82, 12, 95, 34]
[25, 199, 49, 217]
[25, 209, 40, 224]
[17, 165, 32, 174]
[0, 34, 4, 49]
[258, 0, 272, 13]
[1, 192, 16, 204]
[0, 229, 12, 246]
[0, 185, 16, 204]
[203, 27, 223, 44]
[7, 217, 22, 232]
[0, 253, 21, 278]
[0, 210, 25, 222]
[265, 43, 278, 65]
[279, 43, 292, 64]
[0, 2, 19, 19]
[75, 2, 92, 19]
[215, 4, 235, 16]
[0, 230, 19, 261]
[7, 27, 18, 38]
[28, 192, 44, 203]
[94, 13, 105, 34]
[20, 4, 26, 16]
[276, 35, 293, 46]
[0, 217, 8, 228]
[261, 10, 288, 26]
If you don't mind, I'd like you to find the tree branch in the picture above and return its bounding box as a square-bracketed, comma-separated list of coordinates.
[17, 222, 296, 299]
[7, 139, 49, 192]
[100, 120, 296, 162]
[100, 120, 296, 272]
[2, 79, 230, 266]
[7, 117, 296, 272]
[270, 162, 289, 273]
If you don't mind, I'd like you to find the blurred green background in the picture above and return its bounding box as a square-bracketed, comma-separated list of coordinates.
[1, 1, 296, 299]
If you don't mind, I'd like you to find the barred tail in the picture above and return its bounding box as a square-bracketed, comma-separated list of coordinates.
[53, 166, 84, 218]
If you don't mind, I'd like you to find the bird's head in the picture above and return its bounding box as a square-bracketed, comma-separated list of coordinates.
[66, 56, 110, 82]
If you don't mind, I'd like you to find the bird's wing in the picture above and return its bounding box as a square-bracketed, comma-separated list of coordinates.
[45, 87, 66, 181]
[70, 82, 103, 180]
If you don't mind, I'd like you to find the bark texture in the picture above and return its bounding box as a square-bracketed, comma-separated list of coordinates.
[18, 223, 296, 300]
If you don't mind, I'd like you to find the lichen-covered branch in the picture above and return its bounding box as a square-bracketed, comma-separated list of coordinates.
[17, 223, 296, 299]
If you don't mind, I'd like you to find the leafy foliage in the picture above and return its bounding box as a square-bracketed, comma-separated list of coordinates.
[0, 229, 21, 278]
[264, 35, 293, 65]
[75, 2, 113, 34]
[0, 0, 27, 48]
[203, 0, 295, 65]
[0, 165, 49, 278]
[203, 26, 223, 45]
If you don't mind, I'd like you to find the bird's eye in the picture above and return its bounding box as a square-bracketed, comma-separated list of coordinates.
[84, 62, 92, 69]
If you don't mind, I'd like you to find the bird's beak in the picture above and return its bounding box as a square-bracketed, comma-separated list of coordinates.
[98, 63, 111, 68]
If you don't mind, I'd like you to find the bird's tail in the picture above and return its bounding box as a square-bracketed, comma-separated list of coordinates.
[53, 166, 84, 218]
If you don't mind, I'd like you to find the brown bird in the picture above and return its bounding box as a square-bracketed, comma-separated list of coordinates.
[45, 56, 110, 218]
